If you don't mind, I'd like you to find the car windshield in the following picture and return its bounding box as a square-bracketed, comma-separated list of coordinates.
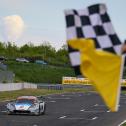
[16, 99, 35, 104]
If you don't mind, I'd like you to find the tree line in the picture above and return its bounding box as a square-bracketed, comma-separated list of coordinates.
[0, 41, 70, 66]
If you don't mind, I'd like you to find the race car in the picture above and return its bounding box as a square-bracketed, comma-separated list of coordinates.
[6, 96, 46, 115]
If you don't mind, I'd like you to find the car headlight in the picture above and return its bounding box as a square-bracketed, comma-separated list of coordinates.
[7, 103, 15, 110]
[28, 104, 39, 111]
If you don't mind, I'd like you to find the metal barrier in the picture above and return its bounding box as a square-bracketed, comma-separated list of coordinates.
[37, 84, 63, 90]
[37, 84, 93, 90]
[0, 83, 93, 91]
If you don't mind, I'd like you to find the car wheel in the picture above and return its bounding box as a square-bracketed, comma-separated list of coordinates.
[41, 104, 46, 115]
[7, 110, 13, 115]
[34, 112, 40, 116]
[34, 105, 41, 116]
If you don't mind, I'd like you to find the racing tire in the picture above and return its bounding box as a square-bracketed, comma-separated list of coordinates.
[7, 111, 13, 115]
[33, 104, 42, 116]
[34, 111, 40, 116]
[41, 104, 46, 115]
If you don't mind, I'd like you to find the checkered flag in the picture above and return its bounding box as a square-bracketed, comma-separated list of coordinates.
[64, 4, 122, 76]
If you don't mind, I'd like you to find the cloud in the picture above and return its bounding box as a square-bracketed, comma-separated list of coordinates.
[2, 15, 25, 42]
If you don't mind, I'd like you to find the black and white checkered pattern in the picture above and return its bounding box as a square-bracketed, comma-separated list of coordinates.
[64, 4, 122, 75]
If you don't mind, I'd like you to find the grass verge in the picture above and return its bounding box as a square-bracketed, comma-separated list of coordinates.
[6, 61, 75, 83]
[0, 88, 89, 101]
[120, 122, 126, 126]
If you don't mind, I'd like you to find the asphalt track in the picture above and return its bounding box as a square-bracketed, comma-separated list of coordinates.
[0, 92, 126, 126]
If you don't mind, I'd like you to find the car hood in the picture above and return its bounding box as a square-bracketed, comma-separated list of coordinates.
[15, 103, 32, 110]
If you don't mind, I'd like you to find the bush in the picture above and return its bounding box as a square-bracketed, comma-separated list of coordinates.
[6, 61, 75, 83]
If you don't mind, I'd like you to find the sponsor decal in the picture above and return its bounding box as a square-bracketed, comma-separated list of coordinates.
[62, 77, 92, 85]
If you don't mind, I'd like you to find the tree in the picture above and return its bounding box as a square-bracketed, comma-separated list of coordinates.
[56, 44, 69, 65]
[0, 42, 5, 55]
[5, 42, 18, 57]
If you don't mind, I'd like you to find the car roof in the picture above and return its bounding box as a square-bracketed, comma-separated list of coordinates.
[17, 96, 37, 100]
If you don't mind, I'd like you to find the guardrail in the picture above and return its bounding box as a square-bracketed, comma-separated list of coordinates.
[37, 84, 93, 90]
[37, 84, 63, 90]
[0, 83, 93, 92]
[1, 82, 125, 92]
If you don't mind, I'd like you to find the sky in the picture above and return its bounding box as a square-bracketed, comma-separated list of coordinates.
[0, 0, 125, 50]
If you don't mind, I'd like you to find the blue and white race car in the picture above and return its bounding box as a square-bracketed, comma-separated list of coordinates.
[6, 96, 46, 115]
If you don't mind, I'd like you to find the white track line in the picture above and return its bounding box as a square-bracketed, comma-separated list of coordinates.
[83, 110, 105, 113]
[92, 117, 98, 120]
[94, 104, 105, 107]
[61, 94, 83, 97]
[48, 97, 71, 100]
[59, 116, 67, 119]
[80, 109, 85, 112]
[61, 95, 75, 97]
[118, 120, 126, 126]
[59, 116, 98, 120]
[81, 109, 110, 113]
[60, 118, 91, 120]
[49, 101, 56, 103]
[47, 97, 52, 99]
[1, 110, 7, 113]
[45, 101, 56, 103]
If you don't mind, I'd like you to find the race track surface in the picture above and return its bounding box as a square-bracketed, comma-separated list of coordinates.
[0, 92, 126, 126]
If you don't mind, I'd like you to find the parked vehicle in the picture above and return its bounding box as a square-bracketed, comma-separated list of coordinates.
[0, 56, 7, 62]
[35, 60, 47, 65]
[6, 96, 46, 115]
[16, 58, 29, 63]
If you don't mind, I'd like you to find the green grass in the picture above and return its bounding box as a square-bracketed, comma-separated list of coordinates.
[121, 123, 126, 126]
[1, 88, 126, 101]
[0, 88, 88, 101]
[6, 61, 75, 83]
[121, 90, 126, 94]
